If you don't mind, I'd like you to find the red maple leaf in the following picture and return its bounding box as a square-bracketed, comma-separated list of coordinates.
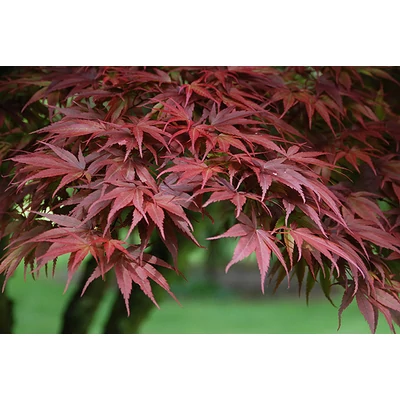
[208, 212, 287, 292]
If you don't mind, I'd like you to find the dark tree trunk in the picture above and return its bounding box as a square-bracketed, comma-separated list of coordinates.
[0, 236, 14, 334]
[103, 282, 158, 334]
[103, 236, 173, 334]
[0, 275, 13, 334]
[1, 66, 33, 334]
[60, 256, 108, 334]
[204, 238, 219, 284]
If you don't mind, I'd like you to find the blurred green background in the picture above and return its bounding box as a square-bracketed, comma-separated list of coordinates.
[5, 253, 392, 334]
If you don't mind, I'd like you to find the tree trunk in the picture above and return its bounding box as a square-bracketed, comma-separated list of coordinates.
[0, 236, 14, 334]
[204, 238, 219, 284]
[103, 282, 158, 334]
[60, 256, 108, 334]
[103, 236, 173, 334]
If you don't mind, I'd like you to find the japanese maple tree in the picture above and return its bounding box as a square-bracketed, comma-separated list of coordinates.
[1, 66, 400, 333]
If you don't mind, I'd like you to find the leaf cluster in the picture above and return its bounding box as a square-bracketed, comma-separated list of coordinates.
[1, 66, 400, 331]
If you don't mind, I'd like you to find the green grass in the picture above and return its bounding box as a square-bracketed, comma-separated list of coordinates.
[5, 264, 393, 334]
[6, 258, 78, 334]
[140, 297, 392, 334]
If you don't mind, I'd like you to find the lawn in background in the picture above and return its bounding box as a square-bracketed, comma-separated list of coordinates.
[5, 263, 392, 334]
[140, 297, 392, 334]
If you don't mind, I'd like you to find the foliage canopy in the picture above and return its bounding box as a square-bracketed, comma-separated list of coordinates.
[1, 66, 400, 332]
